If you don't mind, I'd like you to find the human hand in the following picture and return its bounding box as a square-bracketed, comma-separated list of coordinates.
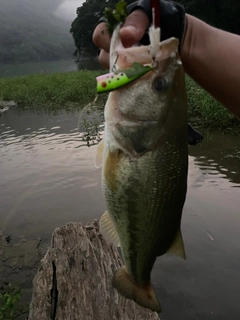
[92, 9, 148, 68]
[92, 0, 185, 69]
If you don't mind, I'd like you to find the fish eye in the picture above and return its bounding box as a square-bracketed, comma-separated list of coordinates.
[154, 78, 168, 91]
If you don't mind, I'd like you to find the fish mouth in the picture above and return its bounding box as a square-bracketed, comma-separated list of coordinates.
[109, 24, 152, 72]
[109, 24, 179, 72]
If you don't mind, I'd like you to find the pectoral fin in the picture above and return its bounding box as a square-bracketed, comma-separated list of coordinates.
[167, 229, 186, 260]
[99, 211, 120, 247]
[94, 139, 104, 168]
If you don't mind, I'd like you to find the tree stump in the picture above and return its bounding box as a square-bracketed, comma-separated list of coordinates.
[29, 220, 159, 320]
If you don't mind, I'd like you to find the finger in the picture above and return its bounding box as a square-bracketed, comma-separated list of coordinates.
[92, 22, 111, 53]
[98, 49, 110, 69]
[120, 9, 149, 48]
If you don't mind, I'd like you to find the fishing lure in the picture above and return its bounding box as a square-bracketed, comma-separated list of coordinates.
[96, 62, 153, 94]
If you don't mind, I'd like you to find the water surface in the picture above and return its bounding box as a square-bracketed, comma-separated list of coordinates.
[0, 108, 240, 319]
[0, 59, 102, 78]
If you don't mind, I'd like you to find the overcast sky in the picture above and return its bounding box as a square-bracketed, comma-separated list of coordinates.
[54, 0, 85, 21]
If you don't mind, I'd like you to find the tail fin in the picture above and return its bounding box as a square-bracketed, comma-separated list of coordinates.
[112, 266, 161, 313]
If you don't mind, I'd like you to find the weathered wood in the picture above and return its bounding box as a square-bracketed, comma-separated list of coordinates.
[29, 220, 159, 320]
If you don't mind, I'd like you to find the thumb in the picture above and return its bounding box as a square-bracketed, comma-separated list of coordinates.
[120, 9, 149, 48]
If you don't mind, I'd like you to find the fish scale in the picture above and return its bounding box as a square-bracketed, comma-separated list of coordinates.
[103, 136, 187, 268]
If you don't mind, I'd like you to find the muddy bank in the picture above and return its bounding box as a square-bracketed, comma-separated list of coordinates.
[0, 231, 47, 302]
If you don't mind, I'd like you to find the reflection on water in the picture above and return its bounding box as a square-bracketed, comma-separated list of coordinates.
[0, 108, 104, 241]
[0, 109, 240, 319]
[189, 129, 240, 186]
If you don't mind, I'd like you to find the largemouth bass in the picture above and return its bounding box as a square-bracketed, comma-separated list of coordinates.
[95, 24, 188, 313]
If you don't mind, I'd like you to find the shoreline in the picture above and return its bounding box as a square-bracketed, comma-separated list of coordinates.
[0, 71, 239, 130]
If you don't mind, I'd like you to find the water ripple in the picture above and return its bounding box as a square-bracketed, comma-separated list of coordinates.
[0, 109, 240, 240]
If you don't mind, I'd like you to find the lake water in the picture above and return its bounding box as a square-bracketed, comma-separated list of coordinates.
[0, 59, 102, 78]
[0, 107, 240, 320]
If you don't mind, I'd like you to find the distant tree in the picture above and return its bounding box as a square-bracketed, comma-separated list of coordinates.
[70, 0, 132, 59]
[0, 0, 74, 65]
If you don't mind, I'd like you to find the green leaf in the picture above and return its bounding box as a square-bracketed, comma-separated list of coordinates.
[115, 0, 128, 18]
[104, 0, 128, 34]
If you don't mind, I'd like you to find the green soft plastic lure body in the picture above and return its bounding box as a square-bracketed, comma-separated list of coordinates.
[96, 62, 153, 94]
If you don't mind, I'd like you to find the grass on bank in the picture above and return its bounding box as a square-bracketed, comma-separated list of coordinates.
[0, 70, 239, 128]
[185, 77, 238, 129]
[0, 70, 105, 112]
[0, 284, 28, 320]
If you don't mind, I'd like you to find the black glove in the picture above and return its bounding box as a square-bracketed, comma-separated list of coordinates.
[97, 0, 185, 49]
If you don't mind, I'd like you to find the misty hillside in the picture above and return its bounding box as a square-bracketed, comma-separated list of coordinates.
[0, 0, 76, 65]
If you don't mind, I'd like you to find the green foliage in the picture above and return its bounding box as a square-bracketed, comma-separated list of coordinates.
[0, 284, 28, 320]
[104, 0, 128, 34]
[186, 76, 239, 128]
[1, 71, 239, 129]
[0, 0, 74, 65]
[0, 71, 106, 111]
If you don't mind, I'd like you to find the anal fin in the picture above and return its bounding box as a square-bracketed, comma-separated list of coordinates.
[167, 229, 186, 260]
[112, 266, 161, 313]
[99, 211, 120, 247]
